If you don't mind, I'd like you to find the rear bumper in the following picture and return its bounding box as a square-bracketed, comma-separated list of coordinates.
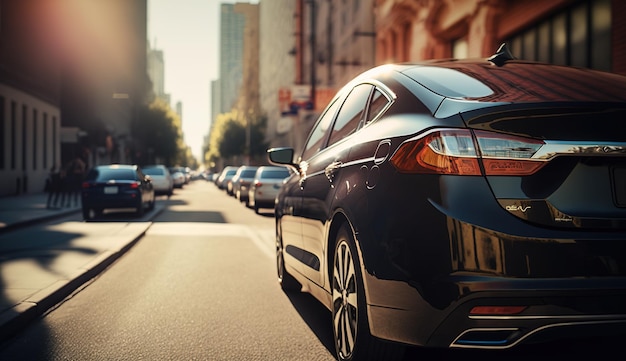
[365, 274, 626, 348]
[355, 175, 626, 349]
[81, 193, 142, 210]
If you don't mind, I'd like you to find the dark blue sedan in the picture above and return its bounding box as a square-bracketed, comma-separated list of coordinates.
[81, 164, 155, 220]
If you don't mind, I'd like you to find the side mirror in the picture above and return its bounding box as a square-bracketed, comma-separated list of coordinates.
[267, 147, 299, 171]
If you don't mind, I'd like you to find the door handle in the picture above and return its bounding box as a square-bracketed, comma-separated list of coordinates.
[325, 161, 342, 182]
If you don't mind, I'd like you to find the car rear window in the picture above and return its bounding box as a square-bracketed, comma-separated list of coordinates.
[241, 169, 257, 177]
[262, 169, 290, 179]
[94, 169, 137, 181]
[402, 66, 494, 98]
[143, 168, 165, 176]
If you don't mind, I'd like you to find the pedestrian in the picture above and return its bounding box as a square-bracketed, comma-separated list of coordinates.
[46, 165, 63, 209]
[64, 155, 86, 207]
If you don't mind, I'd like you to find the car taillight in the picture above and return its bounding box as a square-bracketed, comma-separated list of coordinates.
[474, 130, 546, 175]
[130, 182, 140, 189]
[82, 182, 91, 189]
[390, 129, 546, 176]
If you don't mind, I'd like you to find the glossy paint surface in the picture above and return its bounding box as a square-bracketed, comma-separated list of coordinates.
[269, 59, 626, 350]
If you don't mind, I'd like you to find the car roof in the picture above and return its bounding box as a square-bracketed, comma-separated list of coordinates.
[347, 58, 626, 106]
[95, 164, 137, 170]
[256, 166, 290, 173]
[399, 59, 626, 103]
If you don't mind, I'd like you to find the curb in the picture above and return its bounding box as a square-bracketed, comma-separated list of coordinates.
[0, 209, 81, 235]
[0, 205, 165, 344]
[0, 230, 146, 343]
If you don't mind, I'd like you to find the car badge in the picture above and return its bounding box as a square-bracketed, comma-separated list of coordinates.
[505, 205, 531, 212]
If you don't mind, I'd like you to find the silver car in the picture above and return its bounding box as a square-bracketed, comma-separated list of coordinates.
[142, 165, 174, 197]
[247, 166, 291, 214]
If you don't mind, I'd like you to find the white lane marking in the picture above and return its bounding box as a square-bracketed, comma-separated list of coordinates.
[243, 226, 275, 259]
[146, 222, 274, 259]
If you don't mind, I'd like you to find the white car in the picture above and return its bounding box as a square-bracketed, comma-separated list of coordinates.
[171, 171, 185, 189]
[247, 166, 291, 214]
[142, 165, 173, 197]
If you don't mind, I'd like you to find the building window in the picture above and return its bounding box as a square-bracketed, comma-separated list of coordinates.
[22, 105, 27, 171]
[402, 22, 412, 62]
[43, 112, 48, 169]
[52, 116, 57, 166]
[33, 109, 37, 170]
[591, 0, 611, 70]
[0, 96, 4, 170]
[452, 37, 468, 59]
[507, 0, 611, 71]
[11, 101, 16, 170]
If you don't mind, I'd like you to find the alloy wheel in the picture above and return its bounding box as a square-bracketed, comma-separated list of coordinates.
[332, 239, 358, 360]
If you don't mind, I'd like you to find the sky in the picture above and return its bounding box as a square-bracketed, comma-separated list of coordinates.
[147, 0, 228, 163]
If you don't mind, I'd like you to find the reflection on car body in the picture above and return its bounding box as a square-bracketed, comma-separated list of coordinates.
[268, 46, 626, 361]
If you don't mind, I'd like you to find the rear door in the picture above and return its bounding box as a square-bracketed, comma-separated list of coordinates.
[299, 84, 374, 285]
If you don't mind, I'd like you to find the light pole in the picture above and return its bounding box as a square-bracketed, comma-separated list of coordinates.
[309, 0, 316, 111]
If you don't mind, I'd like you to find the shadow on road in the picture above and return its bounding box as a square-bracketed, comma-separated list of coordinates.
[284, 291, 336, 357]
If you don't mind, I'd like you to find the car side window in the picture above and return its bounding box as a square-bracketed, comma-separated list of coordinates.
[327, 84, 373, 147]
[301, 98, 341, 161]
[365, 88, 391, 125]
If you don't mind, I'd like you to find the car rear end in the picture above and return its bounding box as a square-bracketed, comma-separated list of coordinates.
[250, 167, 291, 209]
[81, 167, 144, 212]
[356, 62, 626, 349]
[236, 168, 259, 202]
[143, 166, 172, 195]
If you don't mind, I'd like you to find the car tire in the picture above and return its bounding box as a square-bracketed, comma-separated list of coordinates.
[136, 198, 145, 217]
[276, 223, 300, 292]
[82, 207, 92, 221]
[332, 224, 405, 361]
[148, 198, 155, 211]
[82, 207, 101, 221]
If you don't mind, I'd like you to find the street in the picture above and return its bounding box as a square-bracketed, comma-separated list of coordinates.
[0, 180, 622, 360]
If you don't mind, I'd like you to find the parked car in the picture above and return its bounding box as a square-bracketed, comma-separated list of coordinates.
[267, 45, 626, 360]
[81, 164, 155, 220]
[169, 166, 191, 184]
[171, 171, 185, 189]
[229, 165, 259, 202]
[141, 165, 173, 197]
[215, 166, 238, 190]
[247, 166, 291, 214]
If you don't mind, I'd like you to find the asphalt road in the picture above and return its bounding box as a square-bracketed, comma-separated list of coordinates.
[0, 180, 622, 360]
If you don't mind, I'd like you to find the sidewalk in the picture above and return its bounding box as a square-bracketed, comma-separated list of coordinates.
[0, 192, 81, 233]
[0, 192, 156, 343]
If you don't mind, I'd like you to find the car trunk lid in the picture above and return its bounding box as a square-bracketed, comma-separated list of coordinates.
[462, 102, 626, 230]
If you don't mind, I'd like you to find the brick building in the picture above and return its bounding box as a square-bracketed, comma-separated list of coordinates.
[375, 0, 624, 75]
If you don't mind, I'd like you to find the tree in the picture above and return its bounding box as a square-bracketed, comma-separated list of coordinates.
[132, 98, 184, 166]
[204, 110, 269, 166]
